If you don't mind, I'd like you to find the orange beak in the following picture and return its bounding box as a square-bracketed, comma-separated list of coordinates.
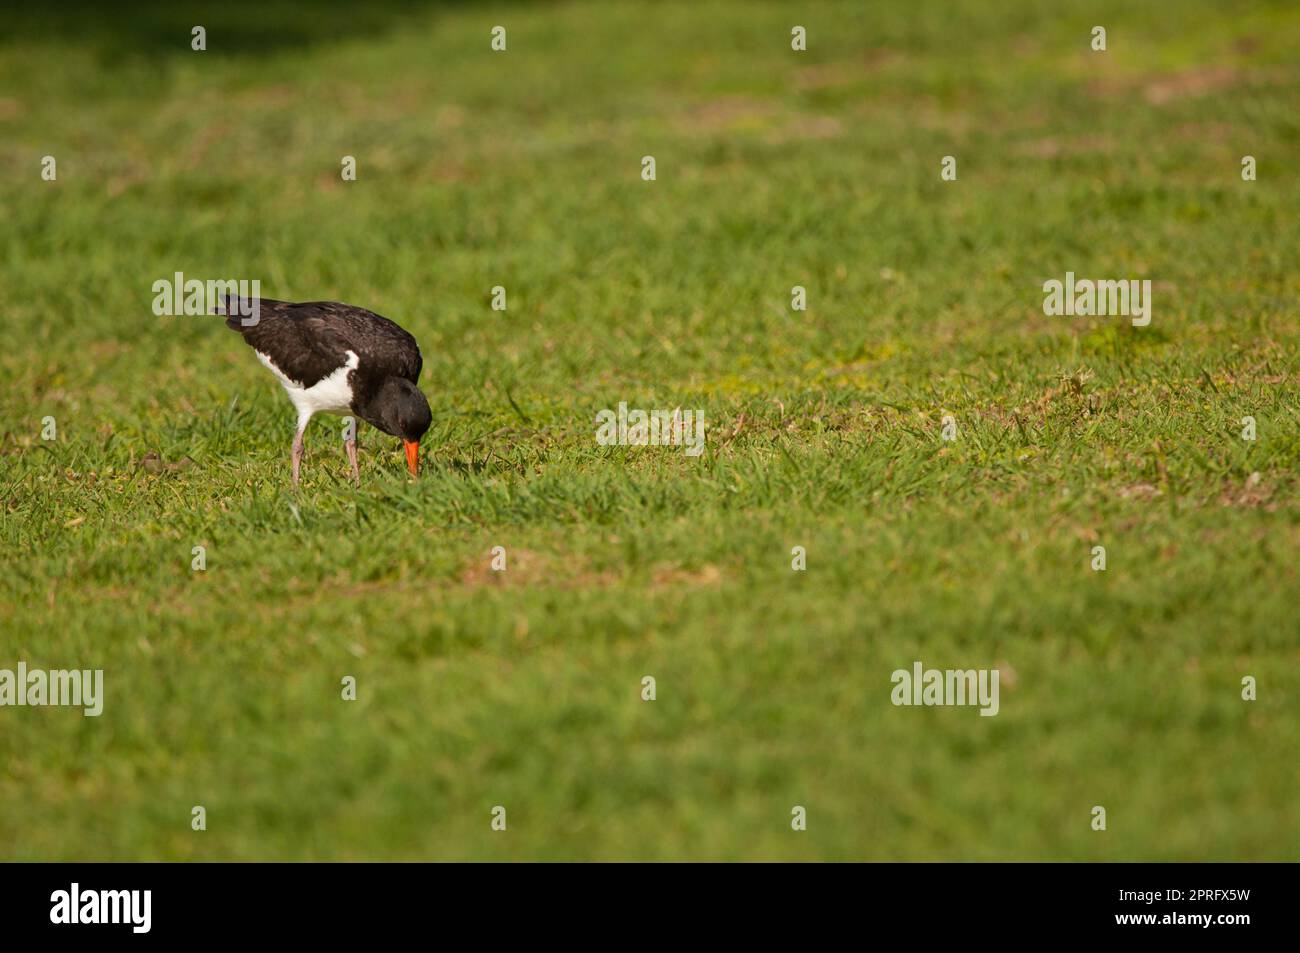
[403, 439, 420, 478]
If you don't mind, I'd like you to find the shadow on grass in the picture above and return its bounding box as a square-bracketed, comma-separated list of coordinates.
[1, 0, 476, 61]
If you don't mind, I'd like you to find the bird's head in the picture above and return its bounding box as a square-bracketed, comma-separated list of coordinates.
[368, 378, 431, 477]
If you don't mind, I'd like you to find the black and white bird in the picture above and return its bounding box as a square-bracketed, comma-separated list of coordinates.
[222, 296, 431, 485]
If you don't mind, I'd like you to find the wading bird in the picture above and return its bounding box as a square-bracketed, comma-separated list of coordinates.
[222, 296, 431, 485]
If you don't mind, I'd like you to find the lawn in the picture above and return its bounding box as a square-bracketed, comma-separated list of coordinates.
[1, 0, 1297, 861]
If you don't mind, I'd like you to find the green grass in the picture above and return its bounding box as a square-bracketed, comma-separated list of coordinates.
[1, 0, 1298, 861]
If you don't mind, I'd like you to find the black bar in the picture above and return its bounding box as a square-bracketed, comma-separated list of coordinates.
[1, 863, 1286, 941]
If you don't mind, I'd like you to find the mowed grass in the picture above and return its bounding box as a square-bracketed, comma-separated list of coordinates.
[1, 0, 1298, 861]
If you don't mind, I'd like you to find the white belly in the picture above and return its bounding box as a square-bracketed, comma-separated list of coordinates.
[256, 349, 358, 427]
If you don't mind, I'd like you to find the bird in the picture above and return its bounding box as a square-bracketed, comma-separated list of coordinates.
[221, 295, 431, 485]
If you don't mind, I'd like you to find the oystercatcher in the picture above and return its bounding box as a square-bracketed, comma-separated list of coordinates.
[221, 296, 431, 485]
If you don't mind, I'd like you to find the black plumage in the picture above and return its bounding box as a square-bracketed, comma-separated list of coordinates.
[223, 296, 431, 483]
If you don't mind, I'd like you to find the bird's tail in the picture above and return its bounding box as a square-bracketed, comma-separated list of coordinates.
[218, 294, 285, 331]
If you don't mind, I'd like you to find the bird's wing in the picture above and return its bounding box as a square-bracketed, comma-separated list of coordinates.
[227, 298, 422, 386]
[296, 302, 423, 384]
[232, 301, 357, 388]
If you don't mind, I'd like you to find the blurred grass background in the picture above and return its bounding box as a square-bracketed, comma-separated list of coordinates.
[1, 0, 1298, 860]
